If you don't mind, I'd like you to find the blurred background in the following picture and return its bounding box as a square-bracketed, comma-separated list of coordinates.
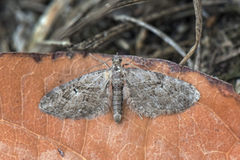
[0, 0, 240, 91]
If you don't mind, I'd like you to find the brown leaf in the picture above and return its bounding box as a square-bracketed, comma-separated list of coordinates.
[0, 52, 240, 159]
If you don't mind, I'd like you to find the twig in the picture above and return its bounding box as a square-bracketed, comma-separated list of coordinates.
[135, 28, 148, 55]
[19, 1, 46, 13]
[114, 15, 193, 67]
[70, 3, 194, 51]
[27, 0, 71, 52]
[39, 40, 72, 47]
[215, 47, 240, 64]
[194, 42, 201, 70]
[179, 0, 202, 66]
[52, 0, 119, 40]
[208, 49, 219, 74]
[70, 1, 230, 53]
[113, 0, 147, 10]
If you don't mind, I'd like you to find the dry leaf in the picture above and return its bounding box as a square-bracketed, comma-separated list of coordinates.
[0, 52, 240, 159]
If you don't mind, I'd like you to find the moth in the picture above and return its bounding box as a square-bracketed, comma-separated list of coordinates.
[39, 55, 200, 123]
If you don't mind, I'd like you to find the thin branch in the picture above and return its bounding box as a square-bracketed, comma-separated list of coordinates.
[70, 1, 230, 52]
[70, 3, 194, 51]
[39, 40, 72, 47]
[114, 15, 193, 67]
[27, 0, 71, 52]
[113, 0, 147, 10]
[179, 0, 202, 66]
[52, 0, 119, 40]
[215, 47, 240, 64]
[194, 42, 201, 70]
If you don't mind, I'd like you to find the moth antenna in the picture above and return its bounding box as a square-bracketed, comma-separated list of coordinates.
[75, 57, 112, 77]
[122, 56, 142, 70]
[89, 53, 111, 68]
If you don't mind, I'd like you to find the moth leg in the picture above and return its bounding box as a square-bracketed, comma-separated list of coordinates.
[99, 72, 112, 93]
[122, 56, 134, 67]
[138, 114, 143, 120]
[89, 53, 111, 68]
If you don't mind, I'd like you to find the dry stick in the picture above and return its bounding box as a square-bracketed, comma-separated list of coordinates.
[27, 0, 71, 52]
[113, 0, 147, 10]
[39, 40, 72, 47]
[114, 15, 193, 67]
[215, 48, 240, 64]
[71, 22, 134, 50]
[208, 49, 219, 74]
[52, 0, 119, 40]
[71, 3, 194, 51]
[71, 1, 229, 52]
[65, 0, 102, 27]
[179, 0, 202, 66]
[19, 1, 46, 12]
[194, 43, 201, 70]
[60, 0, 226, 47]
[135, 28, 148, 54]
[51, 0, 101, 40]
[54, 0, 147, 40]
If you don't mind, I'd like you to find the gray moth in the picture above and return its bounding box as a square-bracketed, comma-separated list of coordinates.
[39, 55, 200, 123]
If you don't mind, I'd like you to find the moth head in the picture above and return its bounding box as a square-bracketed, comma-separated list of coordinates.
[112, 55, 122, 66]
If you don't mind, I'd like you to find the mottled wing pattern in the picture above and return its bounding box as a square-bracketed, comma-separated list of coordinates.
[39, 69, 112, 119]
[123, 68, 200, 118]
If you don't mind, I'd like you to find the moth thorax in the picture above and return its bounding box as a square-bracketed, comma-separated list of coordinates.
[113, 65, 121, 71]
